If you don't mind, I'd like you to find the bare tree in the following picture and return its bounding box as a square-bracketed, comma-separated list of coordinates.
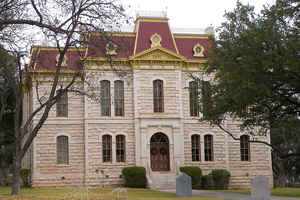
[0, 0, 128, 195]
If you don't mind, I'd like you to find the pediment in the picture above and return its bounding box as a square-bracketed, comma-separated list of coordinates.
[130, 46, 185, 61]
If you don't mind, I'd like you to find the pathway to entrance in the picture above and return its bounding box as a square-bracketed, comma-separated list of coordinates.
[159, 189, 300, 200]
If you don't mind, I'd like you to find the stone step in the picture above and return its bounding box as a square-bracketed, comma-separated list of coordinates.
[148, 172, 177, 190]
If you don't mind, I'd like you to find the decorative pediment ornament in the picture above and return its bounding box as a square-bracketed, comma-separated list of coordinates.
[193, 43, 205, 57]
[106, 41, 117, 55]
[56, 54, 68, 67]
[150, 33, 162, 48]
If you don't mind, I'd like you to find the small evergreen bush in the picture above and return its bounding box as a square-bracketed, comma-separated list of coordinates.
[20, 168, 31, 187]
[122, 166, 147, 188]
[180, 166, 202, 189]
[201, 174, 214, 189]
[211, 169, 231, 189]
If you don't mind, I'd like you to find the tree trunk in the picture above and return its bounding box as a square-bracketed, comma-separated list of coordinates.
[278, 173, 288, 187]
[0, 159, 8, 186]
[277, 159, 288, 187]
[11, 156, 21, 195]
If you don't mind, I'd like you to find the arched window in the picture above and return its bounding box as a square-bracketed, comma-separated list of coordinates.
[153, 79, 164, 113]
[57, 135, 69, 164]
[100, 80, 111, 116]
[114, 80, 124, 116]
[204, 135, 213, 161]
[191, 134, 200, 161]
[116, 135, 126, 162]
[102, 135, 112, 162]
[240, 135, 250, 161]
[189, 81, 199, 116]
[56, 90, 68, 117]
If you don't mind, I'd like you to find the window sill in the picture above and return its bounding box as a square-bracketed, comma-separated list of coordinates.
[102, 162, 127, 166]
[56, 164, 69, 167]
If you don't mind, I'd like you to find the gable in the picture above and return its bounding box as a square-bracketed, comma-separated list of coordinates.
[130, 46, 185, 61]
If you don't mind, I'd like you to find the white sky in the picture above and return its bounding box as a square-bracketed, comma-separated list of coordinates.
[122, 0, 276, 29]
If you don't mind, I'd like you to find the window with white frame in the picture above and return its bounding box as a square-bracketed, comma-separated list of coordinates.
[116, 135, 126, 162]
[102, 135, 112, 162]
[100, 80, 111, 116]
[57, 135, 69, 164]
[56, 90, 68, 117]
[114, 80, 124, 116]
[191, 134, 201, 161]
[189, 81, 199, 116]
[153, 79, 164, 113]
[204, 134, 213, 161]
[240, 135, 250, 161]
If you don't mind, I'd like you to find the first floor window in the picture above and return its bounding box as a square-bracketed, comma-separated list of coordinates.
[240, 135, 250, 161]
[116, 135, 126, 162]
[57, 135, 69, 164]
[204, 135, 213, 161]
[102, 135, 112, 162]
[191, 134, 201, 161]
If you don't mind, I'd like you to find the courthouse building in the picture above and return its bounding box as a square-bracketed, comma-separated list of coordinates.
[24, 12, 273, 189]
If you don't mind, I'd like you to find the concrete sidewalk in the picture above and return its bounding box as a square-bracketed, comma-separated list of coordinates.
[159, 189, 300, 200]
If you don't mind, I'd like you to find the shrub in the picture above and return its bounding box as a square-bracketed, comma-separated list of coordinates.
[211, 169, 231, 189]
[122, 166, 147, 188]
[20, 168, 31, 187]
[201, 174, 214, 189]
[180, 166, 202, 189]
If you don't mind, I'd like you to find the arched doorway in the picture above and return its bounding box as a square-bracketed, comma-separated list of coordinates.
[150, 132, 170, 171]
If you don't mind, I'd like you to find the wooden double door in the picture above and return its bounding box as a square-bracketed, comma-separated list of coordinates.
[150, 133, 170, 171]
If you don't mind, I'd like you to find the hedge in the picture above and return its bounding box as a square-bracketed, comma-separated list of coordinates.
[201, 174, 214, 189]
[211, 169, 231, 189]
[180, 166, 202, 189]
[122, 166, 147, 188]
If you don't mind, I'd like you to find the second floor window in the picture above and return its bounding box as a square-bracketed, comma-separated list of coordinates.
[57, 90, 68, 117]
[204, 135, 213, 161]
[189, 81, 199, 116]
[202, 81, 212, 118]
[153, 79, 164, 112]
[102, 135, 112, 162]
[114, 80, 124, 116]
[100, 80, 111, 116]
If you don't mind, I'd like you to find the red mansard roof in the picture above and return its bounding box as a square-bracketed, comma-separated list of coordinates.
[175, 36, 211, 60]
[29, 47, 85, 70]
[134, 20, 178, 54]
[87, 34, 135, 58]
[30, 17, 212, 70]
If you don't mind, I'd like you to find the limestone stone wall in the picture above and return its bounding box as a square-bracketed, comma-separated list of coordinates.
[85, 123, 135, 186]
[182, 120, 273, 189]
[226, 122, 273, 188]
[31, 81, 86, 187]
[133, 69, 181, 118]
[31, 123, 85, 187]
[26, 68, 273, 189]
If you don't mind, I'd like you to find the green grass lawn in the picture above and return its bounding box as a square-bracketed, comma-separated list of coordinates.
[0, 187, 223, 200]
[219, 187, 300, 198]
